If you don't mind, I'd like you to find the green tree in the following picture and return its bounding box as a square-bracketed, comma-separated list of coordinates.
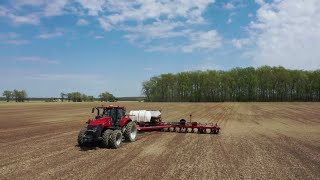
[88, 96, 94, 102]
[60, 92, 66, 102]
[82, 94, 88, 102]
[13, 89, 19, 102]
[142, 81, 152, 102]
[2, 90, 13, 102]
[12, 89, 27, 102]
[67, 93, 72, 102]
[71, 92, 82, 102]
[99, 91, 116, 102]
[20, 90, 27, 102]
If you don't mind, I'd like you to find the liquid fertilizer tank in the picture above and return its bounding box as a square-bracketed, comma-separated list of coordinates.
[129, 110, 161, 123]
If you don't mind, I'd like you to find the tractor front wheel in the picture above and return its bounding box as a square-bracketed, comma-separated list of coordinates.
[77, 128, 87, 146]
[101, 129, 113, 148]
[109, 130, 122, 149]
[124, 122, 137, 142]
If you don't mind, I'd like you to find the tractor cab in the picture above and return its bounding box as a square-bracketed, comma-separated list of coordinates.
[92, 105, 126, 127]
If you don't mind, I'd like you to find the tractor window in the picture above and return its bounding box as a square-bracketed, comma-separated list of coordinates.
[117, 109, 124, 119]
[111, 109, 116, 120]
[103, 109, 110, 116]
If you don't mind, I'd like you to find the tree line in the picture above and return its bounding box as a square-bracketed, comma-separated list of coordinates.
[1, 90, 116, 102]
[60, 91, 116, 102]
[60, 92, 94, 102]
[2, 90, 28, 102]
[142, 66, 320, 102]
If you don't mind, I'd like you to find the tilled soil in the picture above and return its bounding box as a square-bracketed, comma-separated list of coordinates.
[0, 102, 319, 180]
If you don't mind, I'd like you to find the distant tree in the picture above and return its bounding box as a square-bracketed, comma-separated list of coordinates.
[2, 90, 13, 102]
[82, 94, 88, 102]
[70, 92, 82, 102]
[66, 93, 71, 102]
[64, 92, 95, 102]
[13, 89, 19, 102]
[108, 94, 116, 102]
[99, 91, 116, 102]
[98, 94, 103, 102]
[20, 90, 27, 102]
[88, 96, 94, 102]
[142, 81, 152, 102]
[11, 89, 27, 102]
[60, 92, 66, 102]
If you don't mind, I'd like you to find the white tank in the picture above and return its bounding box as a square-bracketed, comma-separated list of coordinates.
[129, 110, 161, 123]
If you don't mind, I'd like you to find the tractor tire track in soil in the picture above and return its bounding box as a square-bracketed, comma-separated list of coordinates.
[0, 102, 319, 180]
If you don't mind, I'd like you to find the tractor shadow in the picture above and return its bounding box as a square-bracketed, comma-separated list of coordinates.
[76, 141, 130, 151]
[76, 141, 107, 151]
[76, 143, 99, 151]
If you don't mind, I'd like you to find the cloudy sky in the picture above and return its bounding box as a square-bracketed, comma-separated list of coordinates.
[0, 0, 319, 97]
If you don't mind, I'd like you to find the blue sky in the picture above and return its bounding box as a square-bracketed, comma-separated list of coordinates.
[0, 0, 319, 97]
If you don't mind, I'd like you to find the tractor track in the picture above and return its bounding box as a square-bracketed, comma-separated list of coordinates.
[0, 102, 319, 180]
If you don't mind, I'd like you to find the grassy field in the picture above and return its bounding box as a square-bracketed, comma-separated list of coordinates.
[0, 102, 319, 180]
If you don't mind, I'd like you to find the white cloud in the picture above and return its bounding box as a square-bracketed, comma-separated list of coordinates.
[142, 29, 222, 53]
[38, 30, 64, 39]
[223, 1, 246, 11]
[76, 0, 104, 16]
[0, 0, 68, 25]
[94, 35, 104, 39]
[14, 0, 45, 6]
[143, 30, 222, 53]
[0, 1, 68, 26]
[144, 67, 153, 71]
[98, 17, 112, 31]
[100, 0, 213, 26]
[16, 56, 60, 65]
[184, 57, 225, 71]
[227, 11, 236, 24]
[0, 6, 10, 16]
[10, 14, 40, 24]
[74, 0, 219, 52]
[0, 6, 40, 25]
[77, 18, 89, 26]
[0, 32, 29, 45]
[255, 0, 265, 5]
[1, 0, 221, 53]
[123, 21, 185, 41]
[25, 73, 104, 81]
[233, 0, 320, 70]
[15, 0, 68, 16]
[224, 3, 236, 10]
[182, 30, 222, 53]
[97, 0, 213, 24]
[6, 32, 19, 39]
[232, 38, 251, 49]
[44, 0, 68, 16]
[144, 44, 178, 52]
[6, 39, 29, 45]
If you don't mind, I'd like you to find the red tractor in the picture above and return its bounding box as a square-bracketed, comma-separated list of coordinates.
[78, 105, 137, 149]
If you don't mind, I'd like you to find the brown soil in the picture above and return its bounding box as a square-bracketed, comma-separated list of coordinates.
[0, 102, 319, 180]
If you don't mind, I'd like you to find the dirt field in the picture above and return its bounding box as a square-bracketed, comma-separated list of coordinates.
[0, 102, 319, 180]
